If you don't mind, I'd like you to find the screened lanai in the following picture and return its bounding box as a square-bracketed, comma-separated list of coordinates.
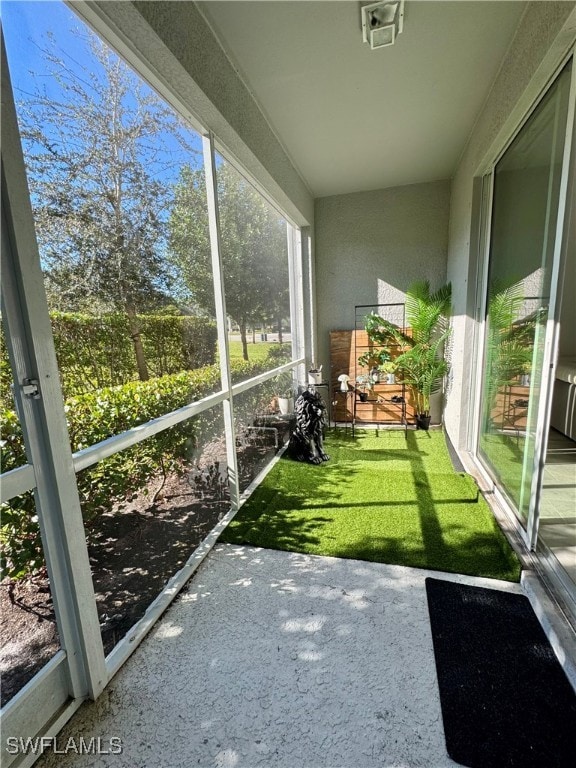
[1, 2, 576, 766]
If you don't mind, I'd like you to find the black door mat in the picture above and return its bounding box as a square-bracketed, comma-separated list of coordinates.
[425, 578, 576, 768]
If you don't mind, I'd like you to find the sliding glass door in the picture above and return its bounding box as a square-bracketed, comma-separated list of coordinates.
[477, 60, 574, 543]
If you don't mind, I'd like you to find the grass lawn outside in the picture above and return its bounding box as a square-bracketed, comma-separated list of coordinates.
[220, 429, 522, 582]
[227, 340, 280, 362]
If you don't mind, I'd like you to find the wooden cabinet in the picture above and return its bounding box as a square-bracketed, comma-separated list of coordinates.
[329, 329, 355, 424]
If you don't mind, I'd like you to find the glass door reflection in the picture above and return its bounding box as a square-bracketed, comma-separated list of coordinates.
[477, 62, 573, 531]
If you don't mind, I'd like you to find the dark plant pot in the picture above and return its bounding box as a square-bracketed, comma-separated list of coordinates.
[416, 414, 431, 431]
[359, 392, 369, 402]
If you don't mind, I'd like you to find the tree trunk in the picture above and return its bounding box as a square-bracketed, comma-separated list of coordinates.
[252, 326, 256, 344]
[240, 320, 249, 361]
[126, 303, 149, 381]
[277, 317, 283, 344]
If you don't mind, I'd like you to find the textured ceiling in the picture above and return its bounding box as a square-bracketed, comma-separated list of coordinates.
[199, 0, 527, 197]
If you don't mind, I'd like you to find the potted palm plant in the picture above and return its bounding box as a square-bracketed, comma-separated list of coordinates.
[482, 280, 541, 429]
[364, 281, 452, 429]
[396, 344, 449, 429]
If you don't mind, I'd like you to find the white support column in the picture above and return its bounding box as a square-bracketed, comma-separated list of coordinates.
[467, 170, 495, 457]
[300, 227, 316, 369]
[202, 133, 240, 512]
[287, 224, 305, 386]
[1, 39, 106, 700]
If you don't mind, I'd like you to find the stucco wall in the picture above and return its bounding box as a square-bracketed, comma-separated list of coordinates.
[445, 1, 576, 449]
[314, 180, 451, 373]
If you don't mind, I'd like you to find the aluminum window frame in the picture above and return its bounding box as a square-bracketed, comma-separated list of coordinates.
[1, 35, 107, 765]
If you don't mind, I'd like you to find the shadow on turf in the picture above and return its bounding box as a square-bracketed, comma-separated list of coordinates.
[325, 521, 519, 578]
[221, 430, 520, 580]
[223, 494, 518, 578]
[224, 497, 332, 552]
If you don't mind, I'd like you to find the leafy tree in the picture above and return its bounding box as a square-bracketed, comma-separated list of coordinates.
[169, 162, 290, 360]
[15, 28, 197, 380]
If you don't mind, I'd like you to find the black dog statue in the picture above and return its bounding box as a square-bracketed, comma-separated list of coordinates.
[287, 389, 330, 464]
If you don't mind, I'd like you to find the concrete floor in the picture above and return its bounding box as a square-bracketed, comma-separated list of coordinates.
[36, 545, 525, 768]
[540, 429, 576, 584]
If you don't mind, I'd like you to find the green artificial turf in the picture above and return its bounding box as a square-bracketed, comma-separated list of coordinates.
[220, 429, 522, 582]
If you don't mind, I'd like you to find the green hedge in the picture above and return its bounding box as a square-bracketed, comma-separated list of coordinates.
[50, 312, 217, 396]
[0, 357, 277, 581]
[1, 313, 218, 404]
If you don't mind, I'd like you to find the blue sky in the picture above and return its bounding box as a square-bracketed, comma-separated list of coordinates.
[1, 0, 203, 178]
[3, 1, 90, 97]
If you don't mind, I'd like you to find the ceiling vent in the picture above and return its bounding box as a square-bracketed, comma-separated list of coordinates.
[361, 1, 404, 49]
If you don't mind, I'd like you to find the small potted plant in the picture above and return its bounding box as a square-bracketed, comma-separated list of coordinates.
[308, 364, 323, 385]
[381, 361, 397, 384]
[357, 349, 390, 383]
[519, 362, 531, 388]
[277, 388, 294, 415]
[355, 375, 373, 402]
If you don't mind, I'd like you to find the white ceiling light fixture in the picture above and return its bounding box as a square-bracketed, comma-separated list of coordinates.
[361, 0, 405, 50]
